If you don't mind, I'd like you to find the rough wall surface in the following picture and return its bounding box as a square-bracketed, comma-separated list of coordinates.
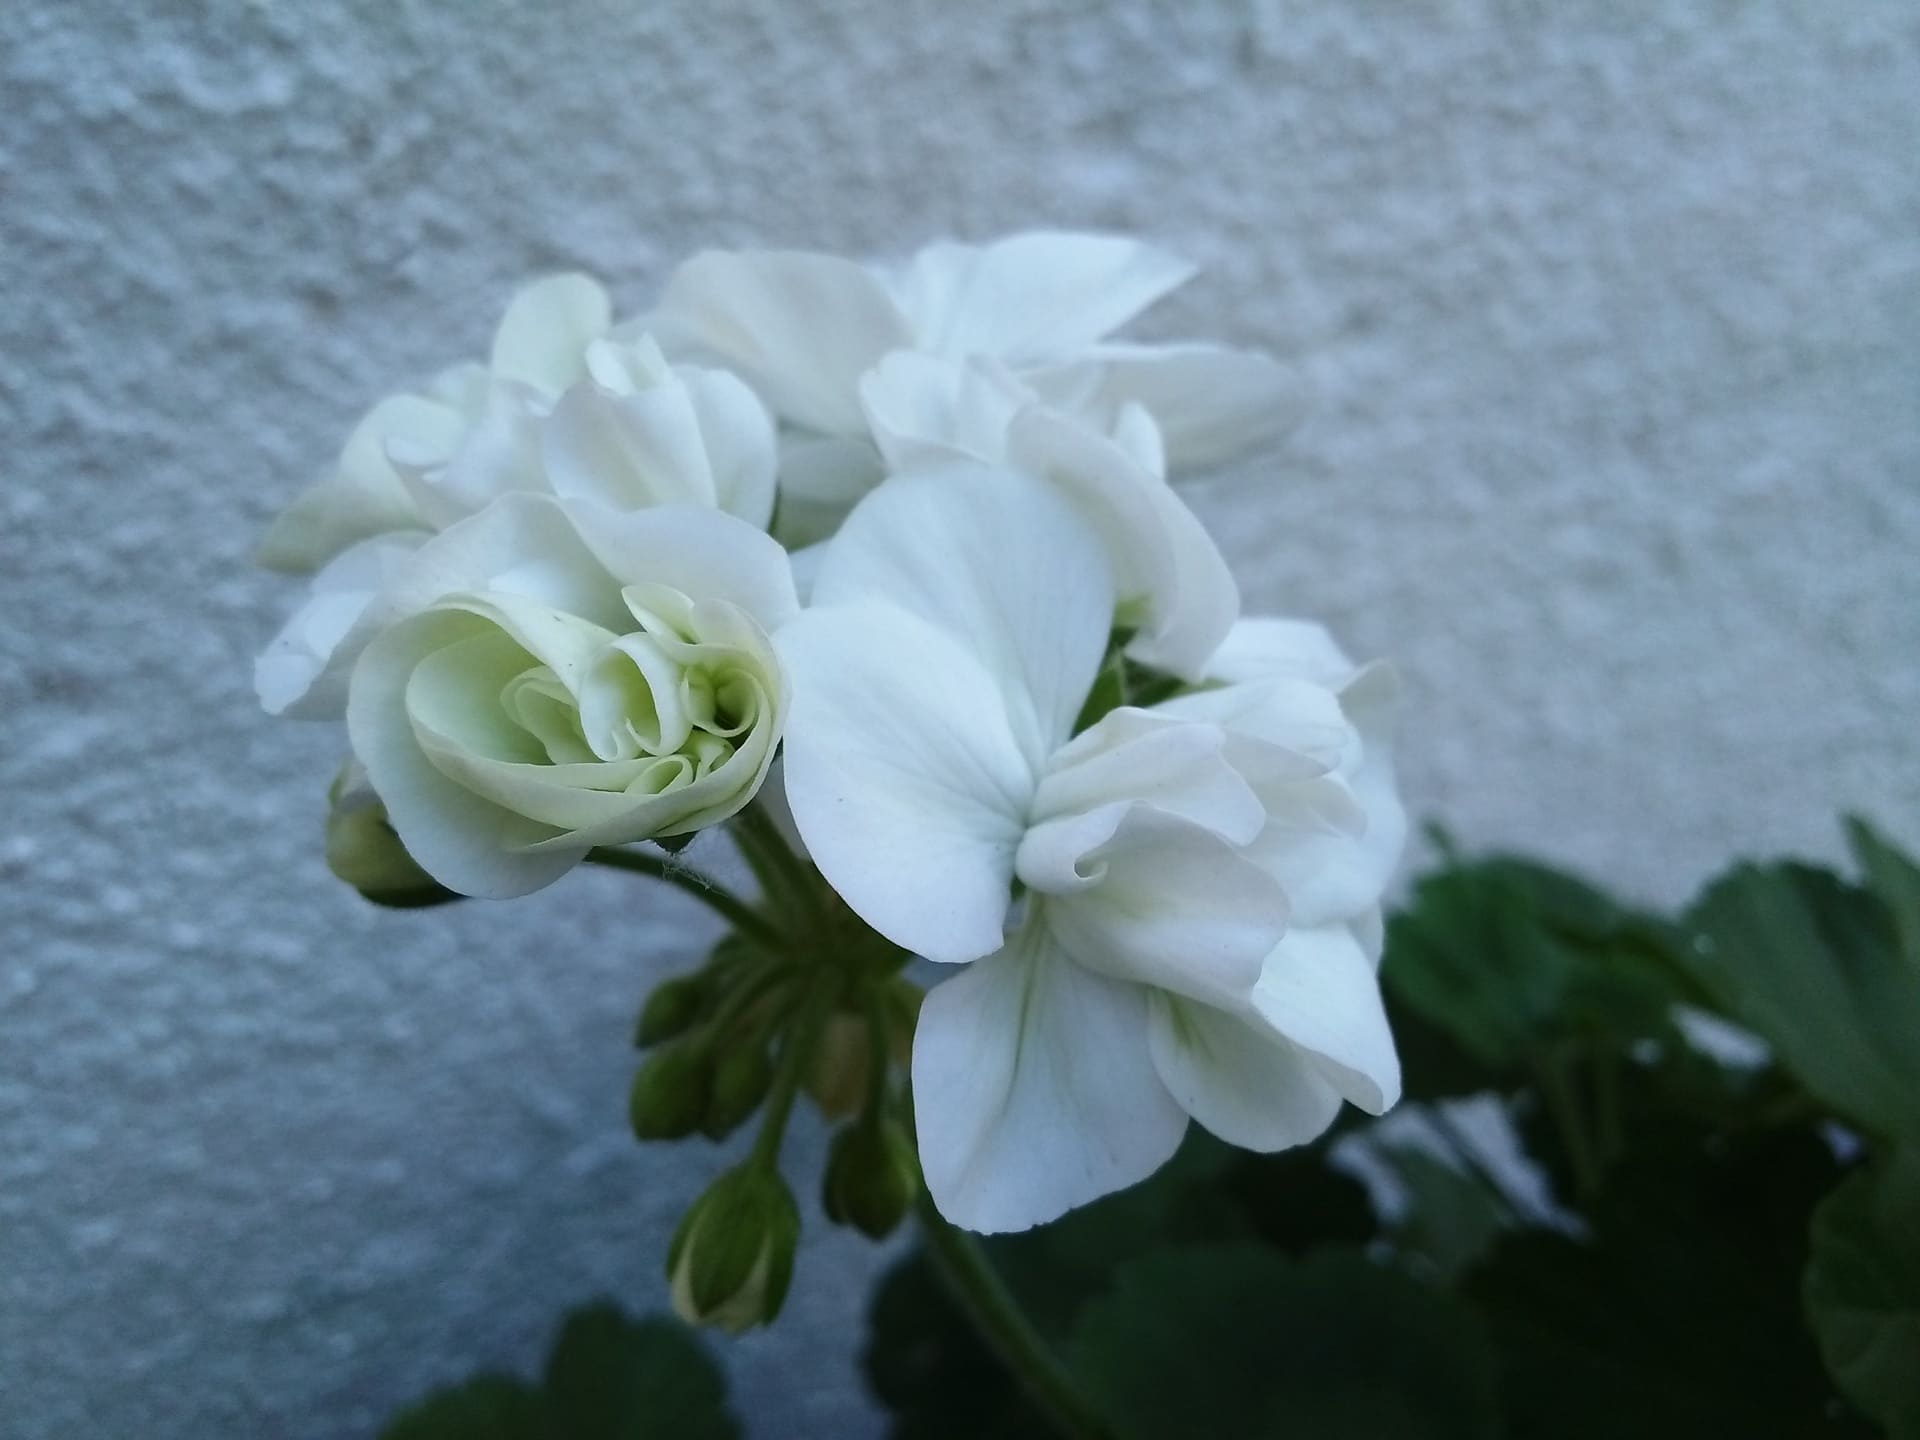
[3, 2, 1916, 1435]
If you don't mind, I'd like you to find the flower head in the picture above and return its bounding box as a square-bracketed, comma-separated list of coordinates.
[777, 468, 1402, 1231]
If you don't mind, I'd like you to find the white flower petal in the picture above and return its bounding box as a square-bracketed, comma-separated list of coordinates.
[770, 435, 886, 549]
[255, 531, 429, 718]
[1035, 812, 1287, 1010]
[1027, 342, 1302, 472]
[858, 350, 1028, 471]
[543, 373, 718, 513]
[1205, 617, 1356, 688]
[810, 465, 1113, 767]
[1146, 994, 1344, 1151]
[777, 603, 1035, 963]
[1153, 677, 1354, 771]
[1006, 407, 1236, 681]
[292, 493, 633, 715]
[1032, 708, 1273, 848]
[489, 273, 612, 395]
[256, 392, 460, 572]
[1252, 925, 1402, 1115]
[565, 499, 798, 632]
[913, 924, 1187, 1232]
[650, 250, 911, 435]
[679, 366, 778, 529]
[891, 232, 1196, 366]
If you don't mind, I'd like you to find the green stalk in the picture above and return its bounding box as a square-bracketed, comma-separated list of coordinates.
[918, 1200, 1115, 1440]
[749, 973, 839, 1171]
[584, 847, 785, 950]
[728, 804, 820, 927]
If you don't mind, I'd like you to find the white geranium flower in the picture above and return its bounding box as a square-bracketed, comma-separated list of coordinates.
[647, 231, 1299, 542]
[333, 493, 797, 898]
[256, 275, 777, 718]
[776, 467, 1400, 1231]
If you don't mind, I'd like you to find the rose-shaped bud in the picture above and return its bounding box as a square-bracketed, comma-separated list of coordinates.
[636, 973, 709, 1048]
[701, 1044, 774, 1140]
[346, 497, 797, 899]
[323, 761, 457, 908]
[629, 1040, 713, 1141]
[667, 1165, 799, 1334]
[822, 1119, 920, 1240]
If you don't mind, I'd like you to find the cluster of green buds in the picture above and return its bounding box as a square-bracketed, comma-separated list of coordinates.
[625, 807, 923, 1333]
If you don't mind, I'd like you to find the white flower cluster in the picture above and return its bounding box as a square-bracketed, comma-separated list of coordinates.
[259, 232, 1405, 1233]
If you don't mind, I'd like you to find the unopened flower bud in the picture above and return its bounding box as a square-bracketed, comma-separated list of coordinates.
[324, 761, 457, 908]
[629, 1040, 712, 1140]
[805, 987, 918, 1119]
[636, 974, 708, 1048]
[701, 1043, 774, 1139]
[822, 1119, 920, 1239]
[804, 1011, 872, 1119]
[667, 1166, 799, 1333]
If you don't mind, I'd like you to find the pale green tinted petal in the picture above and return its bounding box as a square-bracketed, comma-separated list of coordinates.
[347, 609, 582, 898]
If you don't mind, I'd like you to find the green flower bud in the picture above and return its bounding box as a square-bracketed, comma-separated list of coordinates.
[629, 1040, 712, 1140]
[325, 761, 458, 907]
[635, 974, 708, 1048]
[701, 1043, 774, 1139]
[667, 1166, 799, 1333]
[822, 1119, 920, 1240]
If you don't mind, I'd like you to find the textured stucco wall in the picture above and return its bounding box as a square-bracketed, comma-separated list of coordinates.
[3, 3, 1916, 1436]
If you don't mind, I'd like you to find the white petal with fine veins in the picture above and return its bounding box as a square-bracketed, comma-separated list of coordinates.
[777, 602, 1035, 964]
[912, 921, 1188, 1234]
[807, 465, 1113, 768]
[888, 232, 1195, 365]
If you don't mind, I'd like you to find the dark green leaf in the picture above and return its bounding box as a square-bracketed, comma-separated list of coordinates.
[1379, 1144, 1506, 1284]
[863, 1252, 1052, 1440]
[1846, 817, 1920, 962]
[1384, 856, 1689, 1093]
[1468, 1105, 1868, 1438]
[1805, 1147, 1920, 1438]
[1070, 1247, 1500, 1440]
[376, 1302, 737, 1440]
[1685, 856, 1920, 1143]
[542, 1302, 738, 1440]
[379, 1377, 544, 1440]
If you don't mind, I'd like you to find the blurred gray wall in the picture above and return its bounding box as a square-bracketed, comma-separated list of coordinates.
[3, 3, 1916, 1436]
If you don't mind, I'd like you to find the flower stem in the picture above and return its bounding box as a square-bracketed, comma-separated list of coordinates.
[917, 1200, 1115, 1440]
[1535, 1052, 1603, 1200]
[584, 847, 785, 950]
[749, 972, 839, 1171]
[728, 804, 819, 927]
